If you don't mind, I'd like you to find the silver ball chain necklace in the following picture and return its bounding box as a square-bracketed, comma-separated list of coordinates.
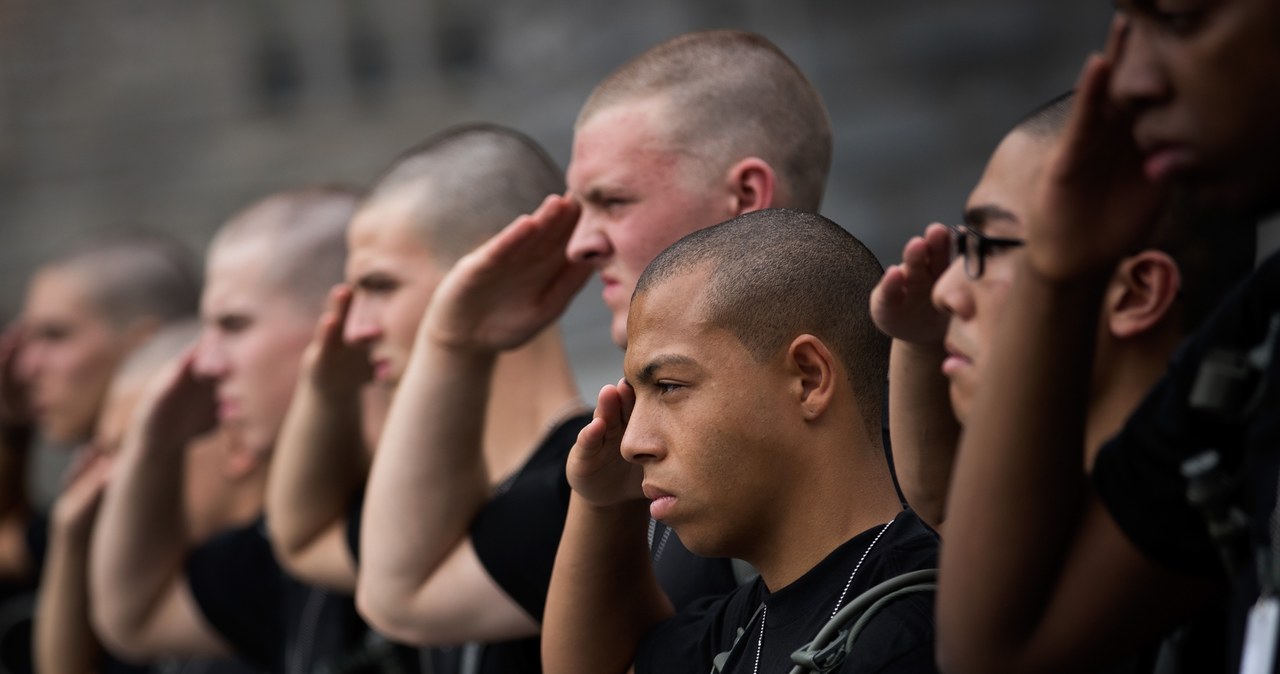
[751, 519, 895, 674]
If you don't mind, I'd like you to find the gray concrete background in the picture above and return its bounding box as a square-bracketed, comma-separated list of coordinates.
[0, 1, 1115, 498]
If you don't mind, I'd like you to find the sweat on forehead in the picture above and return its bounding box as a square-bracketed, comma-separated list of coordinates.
[634, 208, 890, 429]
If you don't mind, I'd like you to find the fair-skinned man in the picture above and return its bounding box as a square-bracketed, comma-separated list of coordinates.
[0, 236, 200, 672]
[935, 2, 1280, 671]
[34, 321, 258, 674]
[543, 210, 938, 674]
[266, 126, 588, 672]
[88, 187, 370, 671]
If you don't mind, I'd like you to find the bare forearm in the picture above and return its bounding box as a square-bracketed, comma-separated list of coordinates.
[267, 382, 367, 562]
[543, 496, 670, 674]
[888, 339, 959, 531]
[36, 526, 102, 674]
[937, 266, 1106, 672]
[359, 338, 494, 616]
[89, 432, 188, 637]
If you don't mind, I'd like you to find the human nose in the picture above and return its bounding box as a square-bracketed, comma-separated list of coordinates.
[931, 257, 974, 320]
[191, 331, 229, 380]
[619, 398, 663, 466]
[1109, 18, 1170, 113]
[342, 295, 382, 347]
[14, 340, 43, 385]
[565, 211, 611, 265]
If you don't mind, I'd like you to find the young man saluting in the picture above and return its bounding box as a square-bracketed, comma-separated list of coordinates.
[544, 209, 940, 674]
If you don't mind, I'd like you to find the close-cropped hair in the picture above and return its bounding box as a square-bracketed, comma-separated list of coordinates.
[46, 231, 201, 328]
[211, 184, 360, 315]
[1014, 91, 1255, 330]
[636, 208, 889, 441]
[578, 30, 832, 212]
[363, 123, 564, 265]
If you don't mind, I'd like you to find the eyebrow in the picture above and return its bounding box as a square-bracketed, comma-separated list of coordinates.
[962, 204, 1020, 232]
[630, 353, 698, 386]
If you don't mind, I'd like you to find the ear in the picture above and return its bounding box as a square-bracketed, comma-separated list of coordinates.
[787, 334, 837, 421]
[724, 157, 777, 216]
[1104, 250, 1181, 339]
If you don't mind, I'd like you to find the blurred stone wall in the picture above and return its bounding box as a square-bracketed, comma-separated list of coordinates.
[0, 0, 1112, 412]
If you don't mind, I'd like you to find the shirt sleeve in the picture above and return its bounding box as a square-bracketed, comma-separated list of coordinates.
[634, 591, 742, 674]
[185, 520, 283, 669]
[469, 414, 589, 621]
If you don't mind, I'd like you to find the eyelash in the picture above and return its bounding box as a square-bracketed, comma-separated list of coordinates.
[655, 381, 683, 395]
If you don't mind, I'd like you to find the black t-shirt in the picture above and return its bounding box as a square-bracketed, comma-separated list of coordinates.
[470, 413, 741, 620]
[345, 414, 596, 674]
[1093, 251, 1280, 670]
[186, 519, 384, 673]
[635, 509, 939, 674]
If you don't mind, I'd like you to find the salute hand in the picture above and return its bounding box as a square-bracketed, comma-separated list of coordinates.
[425, 194, 592, 353]
[871, 223, 951, 344]
[566, 380, 645, 508]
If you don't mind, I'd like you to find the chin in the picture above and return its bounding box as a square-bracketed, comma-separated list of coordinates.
[948, 392, 970, 428]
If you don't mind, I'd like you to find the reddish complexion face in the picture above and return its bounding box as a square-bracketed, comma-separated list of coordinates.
[1112, 0, 1280, 212]
[18, 269, 129, 444]
[194, 239, 316, 455]
[566, 97, 735, 348]
[343, 205, 443, 387]
[621, 271, 797, 561]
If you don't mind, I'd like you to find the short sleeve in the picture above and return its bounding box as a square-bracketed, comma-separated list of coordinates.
[635, 589, 750, 674]
[185, 520, 283, 669]
[470, 414, 590, 621]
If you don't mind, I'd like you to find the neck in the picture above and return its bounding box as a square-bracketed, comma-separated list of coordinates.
[481, 325, 582, 481]
[1085, 329, 1180, 466]
[186, 463, 267, 544]
[751, 421, 902, 591]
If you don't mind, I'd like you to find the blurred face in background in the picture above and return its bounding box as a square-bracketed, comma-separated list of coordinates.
[18, 267, 133, 444]
[194, 237, 316, 455]
[343, 200, 445, 387]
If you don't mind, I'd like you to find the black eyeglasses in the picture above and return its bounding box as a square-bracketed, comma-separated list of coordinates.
[948, 224, 1025, 280]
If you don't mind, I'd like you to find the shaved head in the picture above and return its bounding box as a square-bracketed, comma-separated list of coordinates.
[636, 209, 888, 440]
[363, 123, 563, 263]
[578, 30, 831, 211]
[44, 232, 200, 329]
[211, 185, 359, 315]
